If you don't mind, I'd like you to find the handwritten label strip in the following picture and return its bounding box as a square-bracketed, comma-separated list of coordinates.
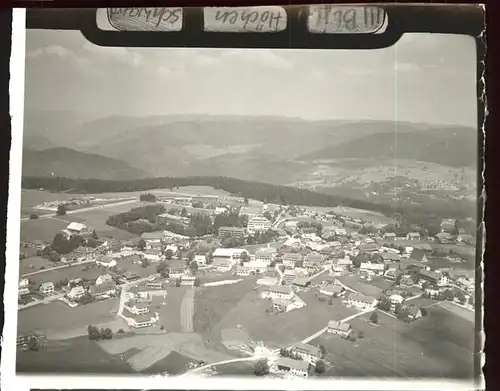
[107, 8, 183, 32]
[308, 5, 386, 34]
[204, 7, 287, 33]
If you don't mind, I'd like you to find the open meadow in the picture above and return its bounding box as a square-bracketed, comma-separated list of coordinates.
[16, 336, 134, 374]
[20, 218, 70, 242]
[18, 298, 119, 337]
[154, 286, 189, 333]
[21, 263, 105, 283]
[312, 306, 475, 379]
[198, 283, 358, 350]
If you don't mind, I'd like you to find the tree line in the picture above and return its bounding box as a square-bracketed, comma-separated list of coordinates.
[22, 175, 473, 227]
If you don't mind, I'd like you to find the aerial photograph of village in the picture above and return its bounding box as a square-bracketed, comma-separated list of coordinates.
[15, 21, 478, 381]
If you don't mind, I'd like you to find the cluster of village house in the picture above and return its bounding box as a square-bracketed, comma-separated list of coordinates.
[20, 198, 475, 334]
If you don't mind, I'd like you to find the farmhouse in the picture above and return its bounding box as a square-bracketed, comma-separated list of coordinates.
[213, 248, 249, 262]
[67, 285, 86, 300]
[18, 288, 32, 303]
[410, 249, 429, 264]
[381, 253, 402, 262]
[435, 232, 455, 244]
[144, 248, 164, 262]
[336, 256, 353, 270]
[89, 282, 117, 298]
[406, 305, 422, 320]
[145, 281, 166, 290]
[389, 294, 405, 310]
[193, 255, 207, 266]
[383, 232, 396, 240]
[275, 357, 310, 377]
[304, 252, 325, 266]
[359, 262, 385, 277]
[218, 226, 246, 240]
[212, 258, 233, 272]
[62, 222, 92, 238]
[345, 292, 377, 310]
[236, 266, 253, 276]
[412, 243, 433, 252]
[418, 269, 441, 286]
[39, 282, 55, 295]
[272, 298, 295, 313]
[19, 278, 29, 288]
[96, 255, 117, 268]
[289, 343, 322, 364]
[141, 231, 164, 244]
[319, 283, 344, 297]
[131, 313, 154, 329]
[327, 320, 352, 337]
[125, 301, 150, 315]
[265, 285, 294, 300]
[122, 271, 140, 282]
[292, 277, 311, 288]
[282, 252, 303, 268]
[406, 232, 421, 240]
[255, 247, 277, 265]
[358, 243, 380, 253]
[247, 216, 272, 234]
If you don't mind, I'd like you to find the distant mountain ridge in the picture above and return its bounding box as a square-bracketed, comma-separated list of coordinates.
[299, 131, 477, 168]
[22, 147, 151, 180]
[23, 109, 477, 182]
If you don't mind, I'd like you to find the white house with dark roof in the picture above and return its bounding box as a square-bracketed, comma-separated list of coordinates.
[327, 320, 352, 337]
[319, 283, 344, 297]
[67, 285, 86, 300]
[255, 247, 277, 265]
[345, 292, 378, 310]
[275, 357, 310, 377]
[263, 285, 294, 300]
[247, 216, 272, 234]
[212, 258, 233, 272]
[359, 262, 385, 276]
[62, 222, 92, 238]
[282, 252, 303, 268]
[289, 343, 322, 364]
[39, 282, 55, 295]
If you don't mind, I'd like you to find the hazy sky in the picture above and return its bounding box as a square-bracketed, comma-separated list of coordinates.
[25, 30, 477, 127]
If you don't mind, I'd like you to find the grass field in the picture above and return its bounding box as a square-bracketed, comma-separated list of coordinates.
[20, 218, 69, 242]
[203, 287, 357, 350]
[19, 256, 57, 275]
[16, 336, 134, 374]
[213, 361, 255, 376]
[18, 299, 119, 337]
[311, 307, 475, 379]
[155, 286, 189, 333]
[438, 301, 475, 323]
[21, 263, 105, 284]
[55, 209, 139, 239]
[193, 278, 258, 335]
[143, 350, 197, 375]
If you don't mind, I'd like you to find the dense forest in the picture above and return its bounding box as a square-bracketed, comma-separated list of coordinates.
[22, 175, 475, 223]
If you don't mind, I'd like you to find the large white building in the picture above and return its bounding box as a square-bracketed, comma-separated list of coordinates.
[263, 285, 294, 300]
[247, 217, 272, 234]
[213, 248, 249, 264]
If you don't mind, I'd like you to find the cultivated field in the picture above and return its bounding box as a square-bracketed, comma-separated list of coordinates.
[312, 307, 475, 379]
[17, 336, 134, 374]
[154, 286, 189, 333]
[18, 299, 119, 337]
[20, 189, 73, 216]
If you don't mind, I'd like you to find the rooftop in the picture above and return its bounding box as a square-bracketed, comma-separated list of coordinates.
[276, 357, 310, 372]
[292, 342, 322, 357]
[268, 285, 293, 294]
[328, 320, 351, 331]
